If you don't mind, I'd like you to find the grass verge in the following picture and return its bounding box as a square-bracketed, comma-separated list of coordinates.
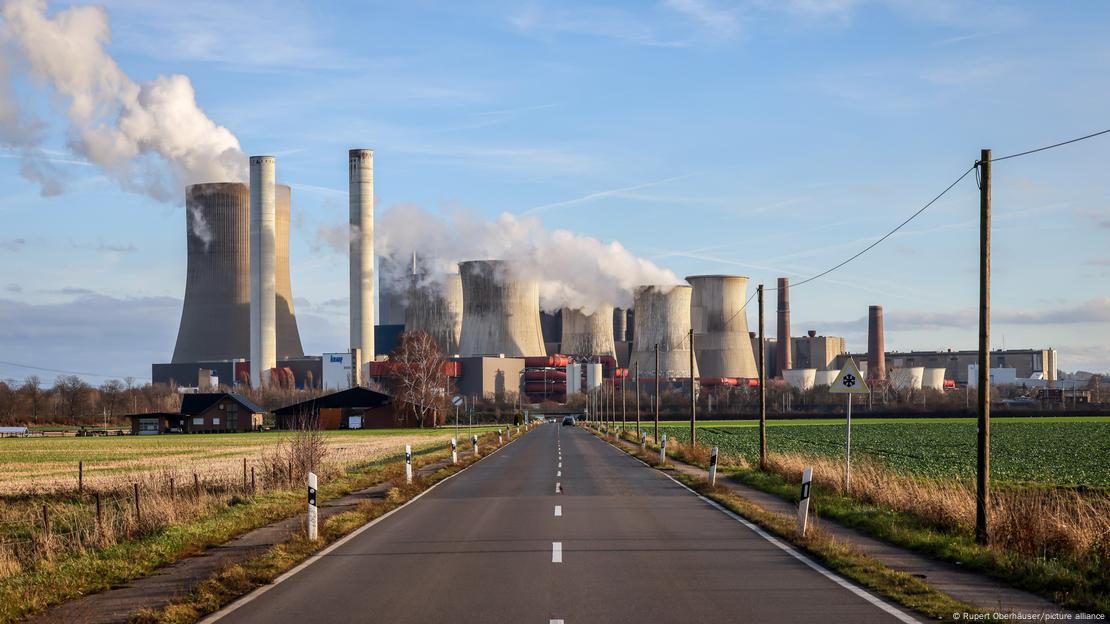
[0, 428, 511, 624]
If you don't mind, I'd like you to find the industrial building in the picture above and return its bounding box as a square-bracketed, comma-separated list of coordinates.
[836, 348, 1058, 386]
[272, 386, 440, 429]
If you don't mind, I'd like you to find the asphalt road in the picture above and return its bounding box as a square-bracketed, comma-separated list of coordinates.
[209, 423, 919, 623]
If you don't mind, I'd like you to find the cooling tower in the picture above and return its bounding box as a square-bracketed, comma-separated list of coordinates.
[891, 367, 924, 391]
[687, 275, 759, 379]
[776, 277, 791, 378]
[922, 367, 946, 390]
[630, 285, 698, 379]
[458, 260, 547, 357]
[405, 273, 463, 355]
[561, 305, 617, 358]
[349, 149, 374, 372]
[172, 183, 304, 365]
[867, 305, 886, 382]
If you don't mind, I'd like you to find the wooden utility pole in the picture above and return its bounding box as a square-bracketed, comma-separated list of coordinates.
[758, 284, 767, 469]
[976, 149, 992, 545]
[654, 343, 660, 442]
[635, 361, 641, 437]
[689, 328, 696, 446]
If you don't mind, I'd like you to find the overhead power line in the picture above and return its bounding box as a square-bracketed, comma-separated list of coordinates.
[718, 126, 1110, 326]
[0, 360, 149, 381]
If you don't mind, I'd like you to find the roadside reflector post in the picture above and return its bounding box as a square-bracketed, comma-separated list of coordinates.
[472, 434, 479, 457]
[660, 433, 667, 465]
[641, 431, 646, 451]
[307, 472, 318, 541]
[451, 437, 458, 464]
[709, 446, 719, 487]
[797, 467, 813, 536]
[498, 429, 503, 446]
[405, 445, 413, 484]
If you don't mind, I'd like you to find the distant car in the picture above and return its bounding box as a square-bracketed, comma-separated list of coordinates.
[562, 416, 576, 427]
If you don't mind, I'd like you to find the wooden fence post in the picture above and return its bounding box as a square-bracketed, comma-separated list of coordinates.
[242, 458, 248, 491]
[41, 505, 50, 539]
[169, 477, 175, 501]
[251, 467, 256, 494]
[194, 473, 200, 498]
[95, 492, 102, 533]
[78, 461, 83, 494]
[133, 483, 141, 525]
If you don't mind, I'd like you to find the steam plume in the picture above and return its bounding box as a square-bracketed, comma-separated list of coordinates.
[0, 0, 245, 200]
[376, 204, 680, 313]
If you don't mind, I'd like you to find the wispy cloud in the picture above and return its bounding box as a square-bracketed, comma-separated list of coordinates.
[508, 3, 688, 47]
[0, 238, 28, 252]
[521, 172, 702, 215]
[663, 0, 741, 39]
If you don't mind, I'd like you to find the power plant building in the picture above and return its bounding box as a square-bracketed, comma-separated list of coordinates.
[838, 348, 1058, 386]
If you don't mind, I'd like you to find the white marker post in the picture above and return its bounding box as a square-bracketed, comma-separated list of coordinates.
[829, 358, 868, 494]
[660, 433, 667, 465]
[472, 434, 479, 457]
[641, 431, 646, 451]
[498, 429, 503, 446]
[307, 472, 318, 541]
[709, 446, 719, 487]
[797, 467, 813, 536]
[405, 445, 413, 484]
[450, 437, 458, 464]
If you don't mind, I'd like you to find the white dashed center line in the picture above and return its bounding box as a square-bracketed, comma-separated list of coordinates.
[550, 619, 565, 623]
[555, 482, 562, 493]
[552, 542, 563, 563]
[557, 470, 561, 477]
[554, 505, 562, 517]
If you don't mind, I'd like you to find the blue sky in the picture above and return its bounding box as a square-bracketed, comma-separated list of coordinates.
[1, 0, 1108, 383]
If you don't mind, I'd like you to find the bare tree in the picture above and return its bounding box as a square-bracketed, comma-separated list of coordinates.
[21, 376, 42, 424]
[99, 379, 125, 421]
[388, 331, 449, 428]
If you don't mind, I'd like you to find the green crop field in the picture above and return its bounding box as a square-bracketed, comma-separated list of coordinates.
[630, 417, 1110, 486]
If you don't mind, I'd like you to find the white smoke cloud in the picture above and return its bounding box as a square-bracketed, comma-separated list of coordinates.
[376, 203, 680, 313]
[0, 0, 245, 200]
[187, 204, 212, 249]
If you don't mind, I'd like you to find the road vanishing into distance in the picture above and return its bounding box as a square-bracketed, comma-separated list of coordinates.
[207, 423, 919, 624]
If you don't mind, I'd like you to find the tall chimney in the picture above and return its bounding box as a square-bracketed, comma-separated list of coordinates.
[349, 149, 374, 380]
[776, 277, 791, 377]
[249, 156, 277, 387]
[868, 305, 886, 381]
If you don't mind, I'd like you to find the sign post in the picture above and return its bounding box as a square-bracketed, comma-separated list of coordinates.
[450, 437, 458, 464]
[307, 472, 318, 541]
[452, 395, 462, 440]
[709, 446, 719, 487]
[797, 467, 813, 536]
[829, 358, 868, 493]
[405, 445, 413, 484]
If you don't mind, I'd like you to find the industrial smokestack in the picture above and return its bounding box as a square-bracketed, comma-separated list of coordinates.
[349, 149, 374, 377]
[458, 260, 547, 357]
[630, 285, 698, 379]
[173, 182, 303, 364]
[561, 305, 617, 358]
[687, 275, 758, 379]
[613, 307, 628, 343]
[405, 273, 463, 355]
[868, 305, 886, 381]
[776, 277, 791, 377]
[249, 156, 277, 387]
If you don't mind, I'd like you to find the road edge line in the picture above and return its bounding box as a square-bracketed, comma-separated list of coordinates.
[199, 426, 535, 623]
[597, 432, 920, 624]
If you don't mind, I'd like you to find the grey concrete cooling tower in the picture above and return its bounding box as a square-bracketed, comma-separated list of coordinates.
[172, 182, 303, 365]
[457, 260, 546, 357]
[405, 273, 463, 355]
[349, 149, 374, 371]
[561, 305, 617, 358]
[687, 275, 758, 378]
[630, 285, 698, 379]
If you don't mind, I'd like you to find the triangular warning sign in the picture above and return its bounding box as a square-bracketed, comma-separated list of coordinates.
[830, 358, 869, 394]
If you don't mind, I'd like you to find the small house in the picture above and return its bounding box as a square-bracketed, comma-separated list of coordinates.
[127, 393, 267, 435]
[273, 387, 440, 430]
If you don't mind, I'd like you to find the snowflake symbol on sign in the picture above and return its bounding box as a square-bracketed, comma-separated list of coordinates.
[843, 374, 857, 388]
